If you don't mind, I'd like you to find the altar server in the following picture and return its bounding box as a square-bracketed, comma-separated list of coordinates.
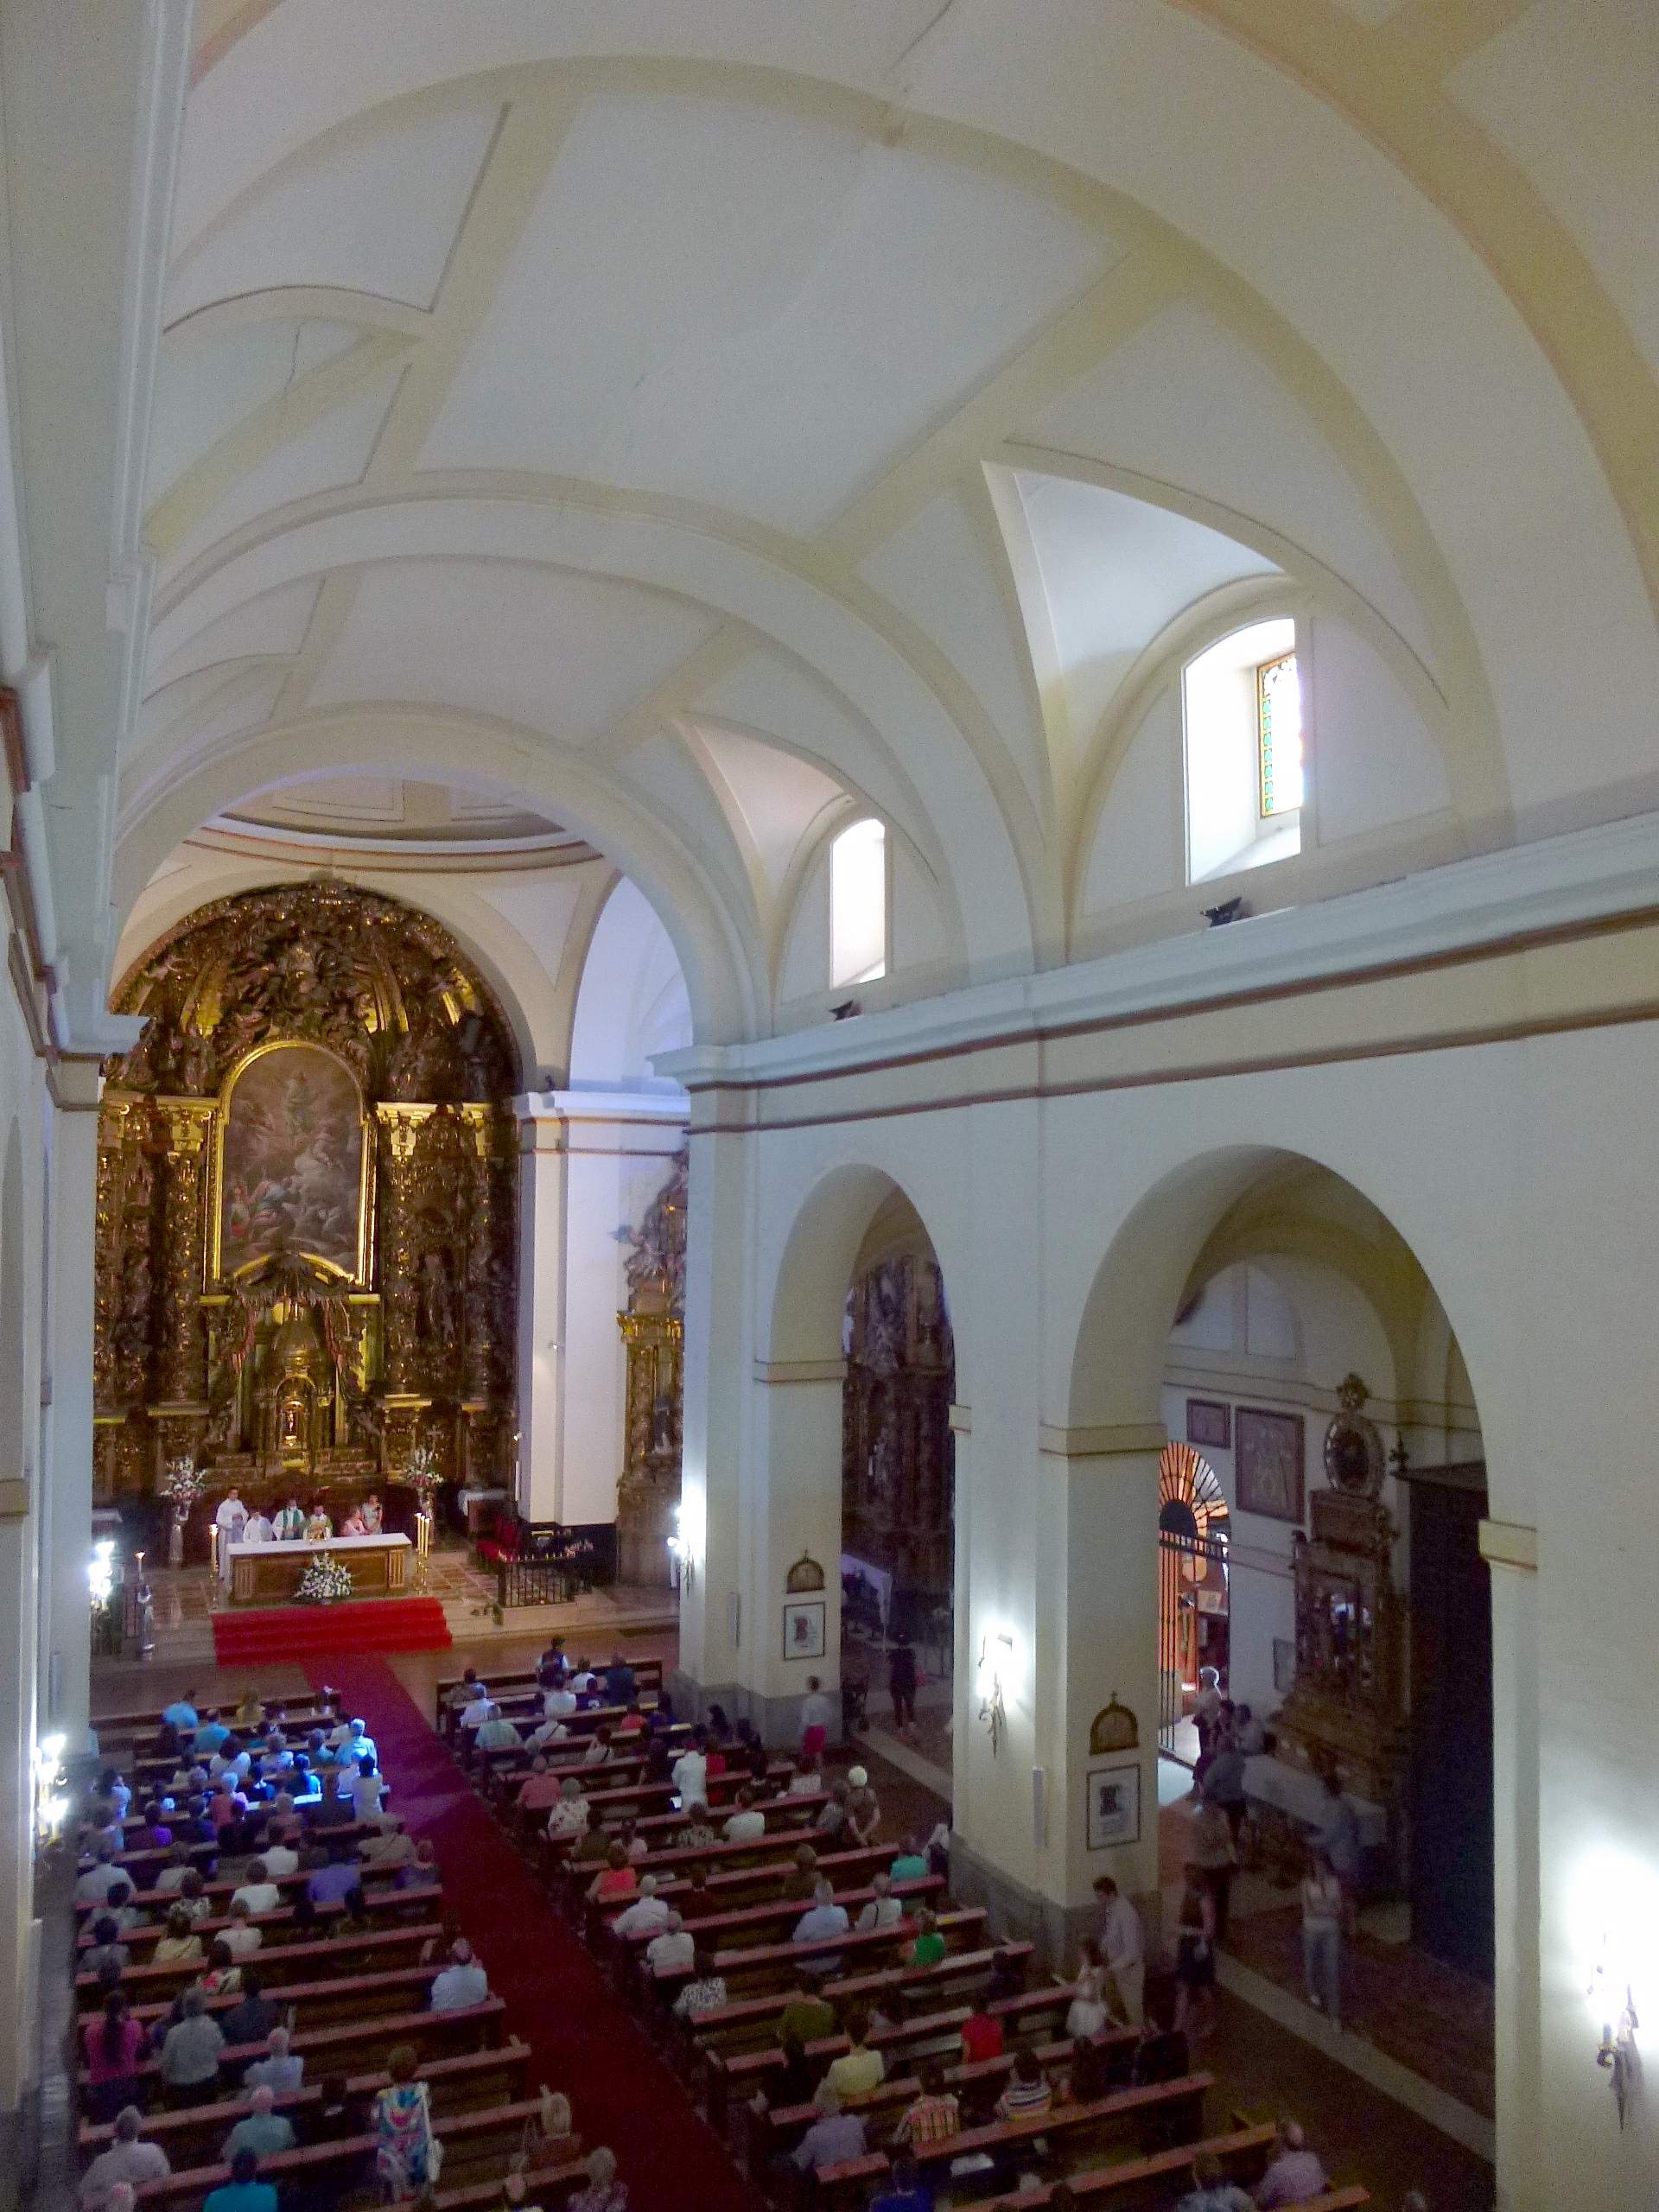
[243, 1506, 274, 1543]
[213, 1488, 249, 1547]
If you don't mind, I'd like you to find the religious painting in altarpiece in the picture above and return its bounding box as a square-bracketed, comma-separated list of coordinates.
[93, 882, 521, 1541]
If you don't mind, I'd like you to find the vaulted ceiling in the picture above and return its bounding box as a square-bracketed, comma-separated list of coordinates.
[10, 2, 1656, 1048]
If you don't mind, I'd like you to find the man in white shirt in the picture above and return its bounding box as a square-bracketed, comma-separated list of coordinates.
[789, 1757, 823, 1798]
[220, 1902, 264, 1960]
[542, 1677, 578, 1719]
[671, 1736, 708, 1807]
[242, 1507, 275, 1544]
[79, 2107, 170, 2206]
[722, 1787, 766, 1843]
[545, 1780, 589, 1840]
[327, 1717, 375, 1762]
[231, 1862, 281, 1917]
[260, 1827, 300, 1879]
[525, 1714, 569, 1752]
[856, 1872, 904, 1932]
[474, 1706, 523, 1756]
[645, 1911, 696, 1974]
[1092, 1874, 1147, 2027]
[460, 1690, 496, 1732]
[243, 2026, 304, 2097]
[612, 1877, 671, 1940]
[430, 1938, 490, 2012]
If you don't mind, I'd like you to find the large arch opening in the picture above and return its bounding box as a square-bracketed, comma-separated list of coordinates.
[1071, 1147, 1495, 2121]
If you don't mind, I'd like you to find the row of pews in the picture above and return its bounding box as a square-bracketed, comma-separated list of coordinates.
[76, 1685, 595, 2209]
[441, 1661, 1373, 2212]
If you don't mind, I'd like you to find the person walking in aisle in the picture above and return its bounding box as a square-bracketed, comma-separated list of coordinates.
[1300, 1849, 1345, 2030]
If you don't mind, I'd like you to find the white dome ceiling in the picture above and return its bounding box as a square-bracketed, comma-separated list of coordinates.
[92, 0, 1659, 1045]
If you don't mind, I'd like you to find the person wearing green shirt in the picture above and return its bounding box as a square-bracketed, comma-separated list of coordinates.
[908, 1908, 946, 1967]
[779, 1976, 837, 2047]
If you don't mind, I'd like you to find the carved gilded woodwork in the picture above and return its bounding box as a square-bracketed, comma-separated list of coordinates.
[842, 1255, 955, 1606]
[615, 1148, 687, 1583]
[95, 884, 519, 1512]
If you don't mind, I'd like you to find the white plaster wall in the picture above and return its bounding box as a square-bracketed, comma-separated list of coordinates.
[678, 1007, 1659, 2207]
[1309, 615, 1451, 842]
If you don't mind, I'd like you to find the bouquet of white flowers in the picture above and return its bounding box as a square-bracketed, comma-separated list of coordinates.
[296, 1554, 354, 1605]
[159, 1459, 206, 1508]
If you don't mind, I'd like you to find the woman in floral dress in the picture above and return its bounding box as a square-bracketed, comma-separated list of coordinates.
[372, 2044, 433, 2199]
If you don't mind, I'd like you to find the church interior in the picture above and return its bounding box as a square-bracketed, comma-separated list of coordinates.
[0, 4, 1654, 2209]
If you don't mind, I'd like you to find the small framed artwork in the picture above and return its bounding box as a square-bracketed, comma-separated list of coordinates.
[1186, 1398, 1230, 1451]
[1235, 1407, 1306, 1523]
[782, 1599, 826, 1662]
[1273, 1637, 1296, 1694]
[1087, 1762, 1141, 1852]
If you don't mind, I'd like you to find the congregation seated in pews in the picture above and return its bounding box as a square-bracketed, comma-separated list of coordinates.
[75, 1682, 630, 2212]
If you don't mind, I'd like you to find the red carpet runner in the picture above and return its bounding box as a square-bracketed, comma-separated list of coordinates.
[305, 1654, 763, 2212]
[214, 1598, 451, 1665]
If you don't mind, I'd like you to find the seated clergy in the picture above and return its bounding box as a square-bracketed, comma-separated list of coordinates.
[303, 1505, 333, 1541]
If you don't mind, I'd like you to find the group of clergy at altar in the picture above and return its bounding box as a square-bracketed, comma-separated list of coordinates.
[212, 1488, 386, 1581]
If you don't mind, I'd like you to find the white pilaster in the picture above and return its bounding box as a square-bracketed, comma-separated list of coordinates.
[1483, 1520, 1540, 2212]
[41, 1071, 100, 1752]
[514, 1098, 567, 1523]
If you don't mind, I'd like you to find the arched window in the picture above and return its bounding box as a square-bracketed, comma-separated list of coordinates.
[1183, 616, 1303, 882]
[830, 817, 887, 988]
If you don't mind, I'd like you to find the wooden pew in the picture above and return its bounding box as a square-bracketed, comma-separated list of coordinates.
[652, 1905, 988, 2009]
[79, 2039, 532, 2167]
[77, 1881, 438, 1957]
[565, 1840, 892, 1929]
[83, 1996, 508, 2095]
[677, 1941, 1034, 2080]
[436, 1656, 664, 1728]
[746, 2021, 1142, 2172]
[538, 1794, 826, 1882]
[811, 2073, 1216, 2212]
[707, 1978, 1074, 2135]
[96, 1816, 381, 1886]
[95, 1700, 335, 1751]
[76, 1920, 446, 2012]
[940, 2122, 1283, 2207]
[75, 1847, 421, 1923]
[134, 2095, 565, 2209]
[114, 1958, 461, 2037]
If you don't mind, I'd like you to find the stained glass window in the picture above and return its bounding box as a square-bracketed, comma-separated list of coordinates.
[1257, 652, 1303, 817]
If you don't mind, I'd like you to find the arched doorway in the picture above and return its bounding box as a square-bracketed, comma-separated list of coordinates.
[1158, 1441, 1230, 1761]
[838, 1189, 956, 1749]
[1071, 1147, 1496, 2118]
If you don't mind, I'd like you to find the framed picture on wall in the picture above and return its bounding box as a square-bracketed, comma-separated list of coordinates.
[1273, 1637, 1296, 1694]
[1235, 1407, 1306, 1522]
[1185, 1398, 1231, 1451]
[782, 1599, 827, 1662]
[1086, 1762, 1141, 1851]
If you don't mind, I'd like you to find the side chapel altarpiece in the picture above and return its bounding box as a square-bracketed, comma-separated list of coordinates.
[95, 884, 520, 1529]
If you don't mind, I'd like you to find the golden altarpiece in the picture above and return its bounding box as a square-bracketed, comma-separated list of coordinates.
[842, 1255, 955, 1609]
[94, 884, 519, 1535]
[614, 1151, 686, 1586]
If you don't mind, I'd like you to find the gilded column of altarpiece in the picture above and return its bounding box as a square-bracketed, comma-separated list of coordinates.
[94, 884, 519, 1531]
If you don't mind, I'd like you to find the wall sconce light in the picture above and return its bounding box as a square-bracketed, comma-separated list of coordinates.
[87, 1538, 116, 1609]
[1588, 1939, 1640, 2126]
[976, 1631, 1012, 1758]
[665, 1504, 695, 1592]
[33, 1732, 68, 1849]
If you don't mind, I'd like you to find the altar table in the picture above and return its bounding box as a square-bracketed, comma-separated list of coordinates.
[224, 1532, 411, 1605]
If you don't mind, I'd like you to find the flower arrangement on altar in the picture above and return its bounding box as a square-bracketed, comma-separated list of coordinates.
[402, 1440, 440, 1504]
[296, 1553, 354, 1605]
[158, 1459, 206, 1567]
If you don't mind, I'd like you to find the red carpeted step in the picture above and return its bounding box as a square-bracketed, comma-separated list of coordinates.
[212, 1598, 451, 1665]
[304, 1654, 764, 2212]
